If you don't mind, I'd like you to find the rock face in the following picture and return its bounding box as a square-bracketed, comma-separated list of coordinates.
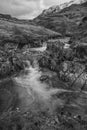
[34, 1, 87, 41]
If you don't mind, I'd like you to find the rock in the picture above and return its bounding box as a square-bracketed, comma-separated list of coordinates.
[74, 43, 87, 58]
[40, 75, 49, 82]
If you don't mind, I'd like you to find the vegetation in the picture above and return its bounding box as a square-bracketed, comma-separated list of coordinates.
[0, 1, 87, 130]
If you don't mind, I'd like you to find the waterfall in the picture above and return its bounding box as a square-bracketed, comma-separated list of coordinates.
[14, 61, 65, 113]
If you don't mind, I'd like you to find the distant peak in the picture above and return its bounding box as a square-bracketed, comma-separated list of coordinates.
[59, 0, 87, 9]
[41, 0, 87, 16]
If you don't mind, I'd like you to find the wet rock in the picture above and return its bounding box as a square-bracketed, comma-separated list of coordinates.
[74, 43, 87, 58]
[40, 75, 49, 82]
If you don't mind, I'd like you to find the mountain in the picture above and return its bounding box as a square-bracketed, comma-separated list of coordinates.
[0, 0, 87, 48]
[0, 14, 61, 48]
[40, 0, 86, 16]
[34, 0, 87, 42]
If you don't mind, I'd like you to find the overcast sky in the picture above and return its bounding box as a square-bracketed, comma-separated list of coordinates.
[0, 0, 72, 19]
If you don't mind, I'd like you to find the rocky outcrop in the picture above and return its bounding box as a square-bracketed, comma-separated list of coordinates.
[38, 38, 87, 92]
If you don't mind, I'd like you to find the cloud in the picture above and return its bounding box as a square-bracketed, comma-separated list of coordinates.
[0, 0, 72, 19]
[0, 0, 41, 19]
[43, 0, 72, 8]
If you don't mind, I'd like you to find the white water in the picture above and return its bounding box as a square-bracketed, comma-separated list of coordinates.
[30, 43, 47, 52]
[14, 62, 69, 112]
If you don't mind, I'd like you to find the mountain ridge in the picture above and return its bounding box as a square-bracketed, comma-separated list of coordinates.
[34, 0, 87, 42]
[40, 0, 87, 16]
[0, 0, 87, 47]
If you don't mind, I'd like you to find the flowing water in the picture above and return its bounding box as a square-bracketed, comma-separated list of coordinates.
[0, 60, 83, 114]
[1, 44, 87, 116]
[14, 62, 67, 113]
[13, 62, 87, 116]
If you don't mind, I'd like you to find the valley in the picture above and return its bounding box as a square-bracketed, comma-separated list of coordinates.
[0, 0, 87, 130]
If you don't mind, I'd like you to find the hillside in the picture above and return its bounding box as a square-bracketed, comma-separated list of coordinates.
[0, 14, 61, 48]
[34, 1, 87, 42]
[1, 1, 87, 130]
[39, 0, 86, 16]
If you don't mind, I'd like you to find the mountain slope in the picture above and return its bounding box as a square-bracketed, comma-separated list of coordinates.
[0, 14, 61, 48]
[34, 1, 87, 41]
[40, 0, 86, 16]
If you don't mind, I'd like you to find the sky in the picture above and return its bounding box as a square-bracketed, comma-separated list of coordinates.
[0, 0, 72, 19]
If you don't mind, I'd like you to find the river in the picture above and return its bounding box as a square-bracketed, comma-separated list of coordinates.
[0, 43, 87, 117]
[0, 43, 65, 114]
